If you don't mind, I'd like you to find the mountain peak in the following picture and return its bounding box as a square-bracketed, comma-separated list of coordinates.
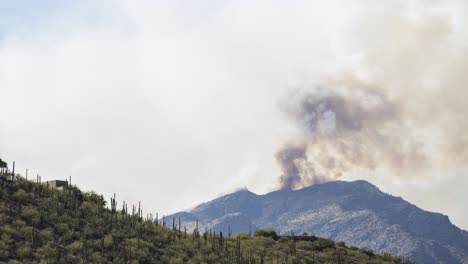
[229, 187, 257, 196]
[312, 179, 379, 189]
[170, 179, 468, 263]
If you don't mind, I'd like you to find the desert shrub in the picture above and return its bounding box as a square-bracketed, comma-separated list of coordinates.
[17, 245, 32, 259]
[254, 228, 278, 240]
[311, 238, 335, 251]
[236, 232, 249, 239]
[361, 247, 375, 257]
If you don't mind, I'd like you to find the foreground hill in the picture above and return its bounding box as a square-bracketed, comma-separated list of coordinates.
[0, 163, 408, 263]
[169, 180, 468, 264]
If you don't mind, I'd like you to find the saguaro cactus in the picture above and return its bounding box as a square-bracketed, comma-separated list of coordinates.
[0, 158, 6, 175]
[110, 193, 117, 227]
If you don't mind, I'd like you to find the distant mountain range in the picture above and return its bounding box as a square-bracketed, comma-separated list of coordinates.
[169, 180, 468, 263]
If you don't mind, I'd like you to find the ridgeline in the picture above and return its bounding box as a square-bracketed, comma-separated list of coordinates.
[0, 159, 413, 263]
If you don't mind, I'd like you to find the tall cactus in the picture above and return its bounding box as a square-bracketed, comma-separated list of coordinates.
[0, 158, 6, 175]
[110, 193, 117, 227]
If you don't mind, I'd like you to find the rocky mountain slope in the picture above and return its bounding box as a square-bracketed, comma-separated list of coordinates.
[169, 180, 468, 263]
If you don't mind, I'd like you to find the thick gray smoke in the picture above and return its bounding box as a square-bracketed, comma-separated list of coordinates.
[276, 144, 307, 190]
[276, 142, 335, 190]
[277, 81, 428, 190]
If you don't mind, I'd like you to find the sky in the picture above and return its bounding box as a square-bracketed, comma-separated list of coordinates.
[1, 0, 467, 230]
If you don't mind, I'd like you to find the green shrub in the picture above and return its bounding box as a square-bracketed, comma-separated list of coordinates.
[312, 238, 335, 251]
[253, 228, 278, 240]
[236, 232, 249, 239]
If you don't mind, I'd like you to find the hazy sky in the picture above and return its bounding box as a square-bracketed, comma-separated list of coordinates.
[1, 0, 467, 230]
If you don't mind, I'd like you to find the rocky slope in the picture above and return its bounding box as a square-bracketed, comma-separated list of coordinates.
[169, 180, 468, 263]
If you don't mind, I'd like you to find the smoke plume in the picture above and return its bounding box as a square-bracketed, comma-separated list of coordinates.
[276, 144, 306, 190]
[273, 1, 468, 190]
[277, 80, 428, 190]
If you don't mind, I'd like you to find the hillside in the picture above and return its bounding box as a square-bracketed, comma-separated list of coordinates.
[0, 161, 411, 263]
[169, 181, 468, 264]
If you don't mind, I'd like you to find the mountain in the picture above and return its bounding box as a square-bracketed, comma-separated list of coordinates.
[0, 162, 408, 263]
[169, 180, 468, 264]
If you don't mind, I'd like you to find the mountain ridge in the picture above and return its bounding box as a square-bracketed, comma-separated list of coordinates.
[169, 180, 468, 264]
[0, 161, 412, 263]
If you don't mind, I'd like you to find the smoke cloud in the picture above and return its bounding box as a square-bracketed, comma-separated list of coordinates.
[276, 144, 306, 190]
[277, 71, 463, 189]
[276, 0, 468, 190]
